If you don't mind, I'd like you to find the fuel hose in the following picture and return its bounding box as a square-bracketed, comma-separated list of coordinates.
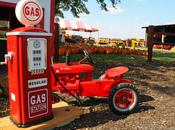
[51, 57, 82, 106]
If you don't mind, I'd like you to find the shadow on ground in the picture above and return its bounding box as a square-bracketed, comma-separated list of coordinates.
[57, 94, 155, 130]
[152, 85, 175, 97]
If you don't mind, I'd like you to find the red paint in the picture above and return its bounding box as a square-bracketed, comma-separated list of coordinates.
[50, 0, 55, 33]
[7, 27, 53, 126]
[106, 66, 128, 78]
[52, 58, 133, 97]
[0, 1, 16, 8]
[49, 0, 55, 56]
[114, 89, 135, 109]
[28, 89, 48, 118]
[38, 9, 45, 29]
[54, 63, 94, 74]
[11, 27, 47, 33]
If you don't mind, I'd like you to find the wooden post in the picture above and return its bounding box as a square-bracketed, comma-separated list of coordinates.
[53, 22, 60, 63]
[146, 26, 154, 62]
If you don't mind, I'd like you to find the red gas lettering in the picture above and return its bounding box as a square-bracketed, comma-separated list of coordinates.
[24, 6, 40, 17]
[24, 6, 30, 15]
[30, 7, 35, 16]
[35, 8, 40, 16]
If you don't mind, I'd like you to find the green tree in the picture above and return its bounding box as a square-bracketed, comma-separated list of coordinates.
[55, 0, 121, 18]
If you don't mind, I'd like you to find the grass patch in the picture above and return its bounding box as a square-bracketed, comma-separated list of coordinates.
[58, 50, 175, 63]
[58, 54, 147, 63]
[153, 51, 175, 62]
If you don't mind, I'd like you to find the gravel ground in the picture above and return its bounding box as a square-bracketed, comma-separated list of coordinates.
[57, 61, 175, 130]
[1, 61, 175, 130]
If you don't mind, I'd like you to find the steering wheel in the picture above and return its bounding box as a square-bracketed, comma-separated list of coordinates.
[83, 49, 94, 64]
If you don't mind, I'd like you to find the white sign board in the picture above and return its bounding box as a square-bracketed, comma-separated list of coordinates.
[28, 89, 48, 118]
[28, 78, 48, 89]
[27, 38, 47, 72]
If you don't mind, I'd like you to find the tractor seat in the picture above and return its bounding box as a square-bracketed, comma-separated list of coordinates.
[54, 63, 94, 74]
[106, 66, 129, 78]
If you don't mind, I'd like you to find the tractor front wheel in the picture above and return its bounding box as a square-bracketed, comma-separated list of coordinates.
[108, 83, 138, 115]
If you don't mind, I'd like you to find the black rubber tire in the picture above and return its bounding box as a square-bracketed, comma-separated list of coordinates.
[108, 83, 139, 115]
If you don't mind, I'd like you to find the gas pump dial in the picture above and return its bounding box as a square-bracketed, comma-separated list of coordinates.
[27, 38, 47, 75]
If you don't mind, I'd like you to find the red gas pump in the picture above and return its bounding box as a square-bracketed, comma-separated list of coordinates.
[2, 0, 53, 127]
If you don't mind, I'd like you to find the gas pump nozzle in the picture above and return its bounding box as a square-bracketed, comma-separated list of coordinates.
[0, 52, 13, 65]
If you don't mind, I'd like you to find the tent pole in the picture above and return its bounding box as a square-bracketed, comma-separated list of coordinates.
[98, 31, 99, 42]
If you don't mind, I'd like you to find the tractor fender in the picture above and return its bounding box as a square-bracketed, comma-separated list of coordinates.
[105, 79, 132, 93]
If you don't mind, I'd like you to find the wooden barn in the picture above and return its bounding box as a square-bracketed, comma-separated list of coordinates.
[143, 24, 175, 61]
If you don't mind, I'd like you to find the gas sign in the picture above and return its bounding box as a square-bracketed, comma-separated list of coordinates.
[28, 89, 48, 118]
[23, 1, 41, 21]
[15, 0, 43, 26]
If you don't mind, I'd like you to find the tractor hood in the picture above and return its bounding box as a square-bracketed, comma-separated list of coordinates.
[53, 63, 94, 74]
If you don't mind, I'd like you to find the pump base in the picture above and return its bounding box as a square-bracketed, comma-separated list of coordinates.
[0, 102, 83, 129]
[10, 114, 53, 128]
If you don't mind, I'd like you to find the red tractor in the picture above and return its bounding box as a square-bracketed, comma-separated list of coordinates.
[52, 50, 139, 115]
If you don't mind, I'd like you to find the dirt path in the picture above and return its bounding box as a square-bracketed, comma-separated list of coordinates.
[58, 61, 175, 130]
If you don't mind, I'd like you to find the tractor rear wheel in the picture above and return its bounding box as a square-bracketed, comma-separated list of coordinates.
[108, 83, 138, 115]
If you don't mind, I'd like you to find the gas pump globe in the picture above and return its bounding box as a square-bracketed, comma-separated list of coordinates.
[2, 0, 53, 127]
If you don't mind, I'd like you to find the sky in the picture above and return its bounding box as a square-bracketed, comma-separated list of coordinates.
[61, 0, 175, 39]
